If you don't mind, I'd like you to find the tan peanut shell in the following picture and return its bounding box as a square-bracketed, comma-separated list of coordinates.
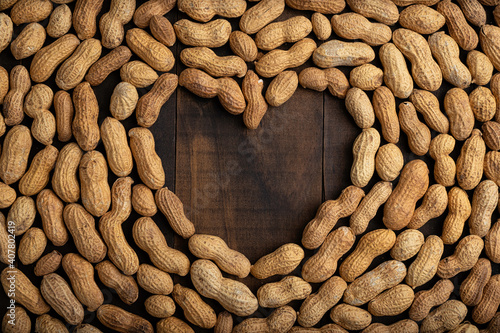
[311, 12, 331, 40]
[18, 227, 46, 265]
[30, 34, 80, 83]
[344, 260, 406, 306]
[99, 0, 135, 49]
[10, 0, 52, 25]
[145, 295, 176, 318]
[442, 187, 471, 244]
[47, 4, 72, 38]
[330, 304, 371, 331]
[35, 314, 67, 333]
[481, 25, 500, 72]
[437, 235, 484, 278]
[482, 121, 500, 150]
[0, 182, 15, 209]
[299, 67, 350, 99]
[255, 16, 312, 51]
[367, 284, 414, 316]
[257, 276, 312, 308]
[313, 40, 374, 68]
[54, 90, 73, 142]
[63, 203, 107, 263]
[252, 243, 304, 279]
[0, 13, 12, 54]
[399, 4, 445, 34]
[469, 180, 498, 237]
[8, 196, 36, 236]
[189, 234, 251, 278]
[399, 101, 431, 156]
[349, 64, 383, 91]
[458, 0, 486, 26]
[468, 50, 494, 85]
[445, 89, 474, 141]
[97, 304, 153, 333]
[79, 150, 110, 217]
[470, 86, 496, 122]
[243, 69, 267, 130]
[101, 117, 133, 177]
[133, 217, 190, 276]
[157, 317, 194, 333]
[331, 13, 391, 46]
[132, 184, 157, 217]
[302, 185, 364, 249]
[34, 250, 63, 276]
[302, 227, 354, 283]
[52, 143, 82, 203]
[461, 258, 492, 306]
[437, 0, 478, 51]
[181, 47, 246, 78]
[24, 83, 53, 118]
[120, 61, 158, 88]
[456, 129, 486, 190]
[174, 19, 231, 48]
[3, 65, 30, 126]
[10, 23, 45, 60]
[190, 259, 259, 317]
[133, 0, 176, 28]
[430, 134, 456, 187]
[351, 128, 380, 187]
[373, 86, 399, 143]
[266, 70, 299, 107]
[85, 46, 132, 86]
[383, 159, 429, 230]
[362, 320, 419, 333]
[0, 125, 32, 185]
[379, 43, 413, 99]
[429, 31, 471, 89]
[347, 0, 398, 24]
[173, 284, 216, 329]
[215, 311, 232, 333]
[392, 28, 442, 91]
[406, 235, 444, 288]
[138, 73, 178, 127]
[72, 0, 103, 39]
[390, 229, 425, 261]
[95, 260, 139, 305]
[129, 127, 165, 190]
[72, 82, 100, 151]
[350, 181, 392, 235]
[156, 187, 196, 239]
[473, 275, 500, 324]
[286, 0, 345, 13]
[409, 279, 454, 321]
[289, 324, 348, 333]
[239, 0, 285, 34]
[137, 263, 174, 295]
[486, 220, 500, 263]
[31, 109, 56, 146]
[62, 253, 103, 312]
[233, 305, 296, 333]
[256, 38, 316, 78]
[19, 145, 58, 197]
[150, 15, 176, 47]
[0, 66, 8, 105]
[110, 82, 138, 120]
[344, 88, 375, 129]
[2, 306, 31, 333]
[229, 31, 258, 62]
[40, 273, 84, 325]
[1, 267, 50, 315]
[485, 151, 500, 186]
[339, 228, 396, 283]
[408, 184, 448, 230]
[421, 300, 468, 333]
[375, 143, 404, 181]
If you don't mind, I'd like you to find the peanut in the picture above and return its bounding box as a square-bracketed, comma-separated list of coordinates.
[3, 66, 30, 126]
[10, 22, 45, 60]
[330, 304, 371, 331]
[233, 306, 296, 333]
[239, 0, 285, 34]
[481, 25, 500, 71]
[0, 66, 8, 105]
[331, 13, 391, 46]
[190, 259, 259, 316]
[346, 0, 398, 25]
[311, 12, 332, 41]
[468, 50, 494, 85]
[229, 31, 257, 62]
[120, 61, 158, 88]
[0, 182, 15, 209]
[313, 40, 374, 68]
[437, 0, 478, 51]
[97, 304, 153, 333]
[399, 101, 431, 156]
[392, 28, 442, 91]
[339, 229, 396, 283]
[461, 258, 492, 306]
[155, 187, 196, 238]
[18, 145, 58, 196]
[99, 0, 135, 49]
[257, 276, 312, 308]
[0, 13, 12, 54]
[35, 314, 68, 333]
[137, 263, 173, 295]
[302, 185, 364, 249]
[485, 151, 500, 186]
[189, 234, 251, 278]
[133, 0, 176, 28]
[349, 64, 383, 91]
[255, 38, 316, 78]
[95, 260, 139, 305]
[18, 227, 46, 265]
[375, 143, 404, 181]
[344, 88, 375, 129]
[2, 306, 31, 333]
[179, 68, 246, 115]
[473, 275, 500, 324]
[173, 284, 216, 329]
[350, 181, 392, 235]
[483, 312, 500, 333]
[379, 43, 413, 99]
[10, 0, 52, 25]
[157, 317, 194, 333]
[0, 214, 10, 264]
[174, 19, 231, 48]
[486, 220, 500, 263]
[63, 203, 107, 263]
[362, 320, 419, 333]
[298, 276, 347, 328]
[145, 295, 176, 318]
[72, 82, 100, 151]
[372, 86, 399, 143]
[367, 284, 414, 316]
[30, 34, 80, 83]
[31, 109, 56, 146]
[406, 235, 444, 288]
[429, 134, 457, 187]
[390, 229, 425, 261]
[409, 279, 455, 321]
[289, 324, 348, 333]
[482, 121, 500, 150]
[470, 86, 496, 122]
[34, 250, 63, 276]
[181, 47, 246, 78]
[110, 82, 138, 120]
[243, 69, 267, 129]
[79, 150, 111, 216]
[73, 0, 103, 40]
[421, 300, 468, 333]
[54, 90, 74, 142]
[437, 235, 483, 278]
[256, 16, 312, 51]
[40, 273, 84, 325]
[7, 196, 36, 236]
[132, 184, 157, 217]
[408, 184, 448, 230]
[46, 4, 72, 38]
[252, 243, 304, 279]
[52, 142, 82, 203]
[150, 15, 176, 47]
[429, 31, 472, 89]
[399, 4, 445, 35]
[286, 0, 345, 13]
[100, 117, 133, 177]
[137, 74, 177, 126]
[299, 67, 350, 99]
[351, 128, 380, 187]
[456, 129, 486, 190]
[85, 46, 132, 86]
[450, 323, 480, 333]
[24, 83, 52, 118]
[126, 28, 175, 72]
[132, 217, 190, 276]
[469, 180, 498, 237]
[0, 0, 16, 11]
[62, 253, 103, 311]
[458, 0, 486, 26]
[129, 127, 166, 190]
[442, 187, 471, 244]
[266, 70, 299, 106]
[215, 311, 232, 333]
[302, 227, 354, 283]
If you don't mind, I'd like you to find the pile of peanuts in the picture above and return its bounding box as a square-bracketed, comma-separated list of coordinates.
[1, 0, 500, 332]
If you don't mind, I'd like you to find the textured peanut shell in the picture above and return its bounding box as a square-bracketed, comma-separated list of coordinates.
[120, 61, 158, 88]
[110, 82, 138, 120]
[473, 275, 500, 324]
[0, 182, 15, 209]
[174, 19, 231, 48]
[252, 243, 304, 280]
[242, 69, 267, 130]
[346, 0, 399, 25]
[53, 90, 73, 142]
[46, 4, 72, 38]
[145, 295, 176, 318]
[10, 0, 52, 25]
[72, 82, 100, 151]
[24, 83, 53, 118]
[409, 279, 454, 321]
[410, 89, 449, 134]
[18, 227, 46, 265]
[173, 284, 216, 329]
[349, 64, 383, 91]
[458, 0, 486, 27]
[85, 46, 132, 86]
[255, 16, 312, 51]
[137, 263, 173, 295]
[19, 145, 58, 197]
[313, 40, 374, 68]
[52, 142, 82, 203]
[266, 70, 299, 107]
[137, 73, 178, 128]
[0, 66, 8, 105]
[34, 314, 68, 333]
[126, 28, 175, 72]
[99, 0, 135, 49]
[330, 304, 371, 331]
[1, 268, 50, 315]
[390, 229, 425, 261]
[155, 187, 195, 238]
[2, 306, 31, 333]
[299, 67, 349, 99]
[375, 143, 404, 181]
[286, 0, 345, 13]
[421, 300, 467, 333]
[3, 65, 30, 126]
[233, 306, 296, 333]
[133, 0, 176, 28]
[311, 12, 332, 40]
[79, 150, 111, 217]
[95, 260, 139, 305]
[331, 13, 391, 46]
[441, 187, 471, 244]
[239, 0, 285, 34]
[399, 4, 445, 35]
[484, 151, 500, 186]
[344, 88, 375, 129]
[399, 101, 431, 156]
[0, 125, 32, 185]
[379, 43, 413, 99]
[482, 121, 500, 150]
[181, 47, 246, 78]
[101, 117, 133, 177]
[10, 23, 45, 60]
[481, 25, 500, 72]
[8, 196, 36, 236]
[437, 234, 484, 278]
[408, 184, 448, 230]
[486, 220, 500, 263]
[469, 180, 498, 237]
[362, 320, 419, 333]
[460, 258, 492, 306]
[229, 31, 257, 62]
[257, 276, 312, 308]
[406, 235, 444, 288]
[429, 134, 456, 187]
[351, 128, 380, 187]
[470, 86, 496, 122]
[132, 184, 157, 217]
[97, 304, 153, 333]
[367, 284, 414, 316]
[468, 50, 494, 86]
[372, 86, 399, 143]
[456, 129, 486, 190]
[72, 0, 104, 40]
[34, 250, 63, 276]
[157, 317, 194, 333]
[0, 13, 12, 54]
[40, 273, 84, 325]
[150, 15, 176, 47]
[214, 311, 232, 333]
[350, 181, 392, 235]
[437, 0, 478, 51]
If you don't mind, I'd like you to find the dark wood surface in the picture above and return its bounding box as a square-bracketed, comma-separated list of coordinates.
[1, 1, 500, 332]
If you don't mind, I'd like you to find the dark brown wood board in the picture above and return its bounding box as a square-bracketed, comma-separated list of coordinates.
[0, 1, 499, 332]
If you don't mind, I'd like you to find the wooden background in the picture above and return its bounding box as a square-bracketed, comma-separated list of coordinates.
[1, 1, 499, 332]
